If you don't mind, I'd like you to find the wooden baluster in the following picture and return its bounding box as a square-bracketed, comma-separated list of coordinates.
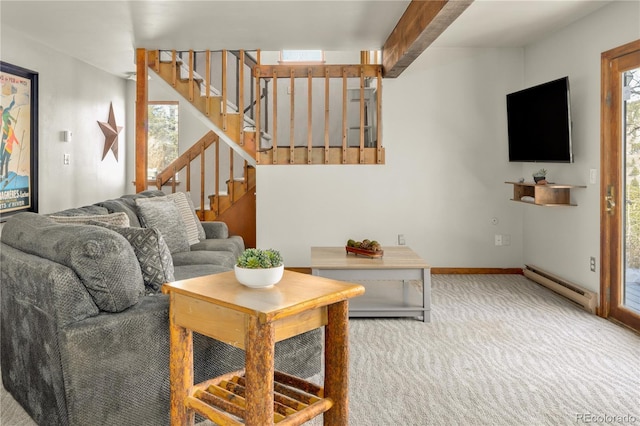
[152, 49, 160, 73]
[324, 68, 330, 164]
[272, 70, 278, 164]
[244, 160, 249, 192]
[171, 50, 177, 87]
[214, 138, 220, 215]
[255, 67, 261, 163]
[307, 68, 312, 164]
[222, 50, 228, 132]
[172, 166, 177, 193]
[186, 160, 191, 193]
[188, 49, 194, 102]
[289, 69, 295, 164]
[376, 66, 382, 164]
[229, 149, 234, 203]
[342, 68, 347, 164]
[238, 50, 245, 144]
[205, 50, 211, 116]
[200, 143, 205, 216]
[359, 67, 365, 164]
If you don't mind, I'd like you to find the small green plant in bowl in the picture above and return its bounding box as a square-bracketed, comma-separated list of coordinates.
[235, 248, 284, 288]
[236, 248, 283, 269]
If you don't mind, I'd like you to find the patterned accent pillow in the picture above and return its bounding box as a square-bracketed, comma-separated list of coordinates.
[49, 212, 130, 227]
[167, 192, 204, 245]
[135, 199, 190, 254]
[90, 222, 175, 292]
[187, 193, 207, 240]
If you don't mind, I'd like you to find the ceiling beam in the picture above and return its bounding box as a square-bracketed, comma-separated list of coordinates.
[382, 0, 473, 78]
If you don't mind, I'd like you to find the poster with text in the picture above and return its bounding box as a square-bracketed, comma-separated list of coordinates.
[0, 62, 38, 219]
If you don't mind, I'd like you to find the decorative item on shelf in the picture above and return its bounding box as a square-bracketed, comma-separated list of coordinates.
[346, 238, 384, 258]
[533, 168, 547, 184]
[234, 248, 284, 288]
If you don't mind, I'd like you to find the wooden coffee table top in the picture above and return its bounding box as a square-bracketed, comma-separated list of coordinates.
[163, 269, 364, 323]
[311, 246, 429, 270]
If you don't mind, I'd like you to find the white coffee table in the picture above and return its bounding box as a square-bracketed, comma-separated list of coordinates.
[311, 246, 431, 322]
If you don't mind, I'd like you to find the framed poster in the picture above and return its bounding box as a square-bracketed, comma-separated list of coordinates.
[0, 62, 38, 220]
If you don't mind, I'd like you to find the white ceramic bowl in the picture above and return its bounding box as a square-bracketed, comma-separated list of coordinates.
[234, 264, 284, 288]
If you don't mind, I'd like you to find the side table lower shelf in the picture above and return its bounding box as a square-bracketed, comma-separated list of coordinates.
[187, 370, 331, 425]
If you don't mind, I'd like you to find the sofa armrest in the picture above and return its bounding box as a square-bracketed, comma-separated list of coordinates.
[200, 221, 229, 239]
[0, 243, 99, 425]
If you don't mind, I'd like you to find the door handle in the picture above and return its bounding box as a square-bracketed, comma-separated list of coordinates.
[606, 185, 615, 215]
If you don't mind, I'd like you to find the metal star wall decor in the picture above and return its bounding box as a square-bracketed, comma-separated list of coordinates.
[97, 102, 122, 161]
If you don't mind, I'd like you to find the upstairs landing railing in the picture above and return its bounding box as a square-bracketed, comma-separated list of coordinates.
[253, 63, 383, 164]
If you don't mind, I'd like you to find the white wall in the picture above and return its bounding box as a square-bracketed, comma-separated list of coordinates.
[257, 47, 525, 267]
[520, 0, 640, 293]
[4, 2, 636, 296]
[1, 31, 128, 214]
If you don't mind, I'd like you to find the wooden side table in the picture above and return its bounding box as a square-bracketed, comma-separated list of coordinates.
[162, 270, 364, 425]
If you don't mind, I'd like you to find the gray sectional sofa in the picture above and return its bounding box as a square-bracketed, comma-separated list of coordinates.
[0, 190, 321, 425]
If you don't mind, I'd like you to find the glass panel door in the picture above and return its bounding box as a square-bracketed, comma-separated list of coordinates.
[601, 40, 640, 332]
[624, 67, 640, 314]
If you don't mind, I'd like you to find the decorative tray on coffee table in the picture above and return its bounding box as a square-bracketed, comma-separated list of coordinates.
[345, 246, 384, 258]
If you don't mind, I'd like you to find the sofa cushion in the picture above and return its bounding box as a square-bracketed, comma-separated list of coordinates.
[173, 264, 231, 281]
[49, 212, 130, 227]
[190, 236, 244, 259]
[135, 199, 191, 254]
[91, 222, 175, 293]
[171, 250, 237, 269]
[200, 221, 230, 239]
[166, 192, 205, 243]
[95, 198, 142, 227]
[0, 212, 144, 313]
[49, 205, 109, 216]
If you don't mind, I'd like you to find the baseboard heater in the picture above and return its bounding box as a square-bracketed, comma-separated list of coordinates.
[523, 264, 597, 314]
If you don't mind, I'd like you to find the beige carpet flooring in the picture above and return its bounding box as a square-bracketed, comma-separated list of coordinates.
[2, 274, 639, 425]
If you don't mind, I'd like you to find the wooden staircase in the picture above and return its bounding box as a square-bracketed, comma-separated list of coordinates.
[145, 50, 258, 240]
[147, 50, 258, 160]
[135, 48, 385, 246]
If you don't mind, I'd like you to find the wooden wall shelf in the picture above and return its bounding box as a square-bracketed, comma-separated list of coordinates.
[505, 181, 586, 206]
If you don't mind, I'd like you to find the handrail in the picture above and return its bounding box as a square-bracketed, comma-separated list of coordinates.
[155, 131, 218, 210]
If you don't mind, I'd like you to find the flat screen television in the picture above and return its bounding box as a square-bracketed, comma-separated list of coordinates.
[506, 76, 573, 163]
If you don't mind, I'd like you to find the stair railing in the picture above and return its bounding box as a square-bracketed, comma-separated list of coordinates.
[253, 63, 383, 165]
[155, 131, 219, 215]
[154, 129, 253, 218]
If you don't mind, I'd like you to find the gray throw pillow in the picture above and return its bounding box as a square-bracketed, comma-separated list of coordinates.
[90, 222, 175, 292]
[167, 192, 204, 245]
[135, 199, 190, 254]
[184, 192, 206, 240]
[49, 212, 130, 227]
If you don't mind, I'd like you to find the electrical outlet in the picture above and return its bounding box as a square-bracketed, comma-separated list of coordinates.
[590, 257, 596, 272]
[398, 234, 405, 245]
[63, 153, 70, 165]
[494, 234, 502, 246]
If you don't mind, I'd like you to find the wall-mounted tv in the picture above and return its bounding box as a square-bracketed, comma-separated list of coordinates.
[507, 76, 573, 163]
